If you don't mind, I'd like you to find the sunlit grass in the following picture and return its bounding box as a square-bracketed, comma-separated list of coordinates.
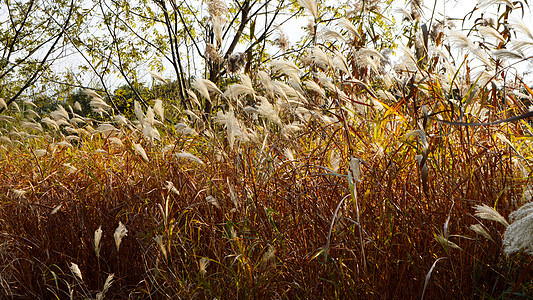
[2, 0, 533, 298]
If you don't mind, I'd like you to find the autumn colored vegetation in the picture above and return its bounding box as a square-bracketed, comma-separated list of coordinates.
[2, 0, 533, 298]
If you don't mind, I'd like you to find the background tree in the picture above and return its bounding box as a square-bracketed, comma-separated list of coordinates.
[0, 0, 81, 114]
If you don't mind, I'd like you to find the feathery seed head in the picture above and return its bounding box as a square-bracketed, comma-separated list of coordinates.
[96, 274, 115, 300]
[70, 262, 83, 281]
[274, 29, 290, 51]
[153, 100, 164, 123]
[349, 157, 362, 183]
[297, 0, 318, 19]
[470, 224, 493, 242]
[133, 143, 149, 162]
[207, 0, 228, 18]
[175, 151, 205, 165]
[503, 202, 533, 255]
[199, 257, 209, 276]
[150, 71, 167, 83]
[134, 101, 144, 122]
[257, 97, 281, 125]
[474, 204, 509, 227]
[114, 221, 128, 252]
[94, 226, 103, 258]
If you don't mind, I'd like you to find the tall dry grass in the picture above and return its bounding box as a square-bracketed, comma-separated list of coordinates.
[2, 0, 533, 298]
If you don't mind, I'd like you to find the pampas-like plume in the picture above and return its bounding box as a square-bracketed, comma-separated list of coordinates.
[192, 78, 222, 103]
[261, 245, 276, 265]
[165, 180, 179, 194]
[11, 189, 27, 198]
[96, 123, 120, 137]
[145, 107, 155, 126]
[202, 78, 222, 94]
[134, 101, 144, 122]
[304, 80, 326, 98]
[329, 150, 341, 172]
[257, 97, 282, 125]
[307, 46, 331, 70]
[448, 31, 495, 69]
[349, 157, 362, 182]
[509, 41, 533, 52]
[94, 226, 103, 258]
[284, 148, 295, 162]
[510, 17, 533, 39]
[272, 81, 304, 103]
[74, 101, 82, 111]
[297, 0, 318, 19]
[317, 27, 345, 43]
[56, 140, 74, 148]
[0, 98, 7, 110]
[153, 99, 164, 121]
[215, 109, 242, 149]
[150, 71, 167, 83]
[114, 221, 128, 251]
[114, 114, 128, 126]
[69, 262, 83, 281]
[271, 59, 301, 84]
[50, 105, 69, 121]
[90, 97, 112, 112]
[133, 142, 149, 162]
[34, 149, 47, 157]
[21, 121, 43, 132]
[474, 204, 509, 227]
[184, 109, 200, 120]
[108, 137, 123, 148]
[10, 101, 20, 112]
[337, 17, 360, 38]
[448, 30, 475, 50]
[143, 123, 160, 142]
[355, 48, 384, 72]
[317, 73, 336, 91]
[470, 224, 493, 242]
[175, 123, 198, 136]
[503, 202, 533, 255]
[212, 16, 226, 47]
[394, 7, 414, 21]
[257, 71, 274, 97]
[199, 257, 209, 276]
[478, 26, 505, 43]
[96, 274, 115, 300]
[175, 151, 205, 165]
[332, 50, 350, 75]
[491, 49, 525, 60]
[434, 233, 462, 251]
[84, 89, 102, 99]
[22, 99, 37, 108]
[63, 163, 77, 174]
[281, 123, 302, 139]
[477, 0, 514, 10]
[187, 89, 202, 107]
[224, 74, 255, 100]
[472, 48, 494, 70]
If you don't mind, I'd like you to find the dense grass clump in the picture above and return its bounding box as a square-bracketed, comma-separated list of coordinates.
[2, 0, 533, 298]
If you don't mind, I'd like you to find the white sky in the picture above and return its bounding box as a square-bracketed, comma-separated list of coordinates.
[50, 0, 533, 90]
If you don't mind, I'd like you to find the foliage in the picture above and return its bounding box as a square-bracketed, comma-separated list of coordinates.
[2, 0, 533, 298]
